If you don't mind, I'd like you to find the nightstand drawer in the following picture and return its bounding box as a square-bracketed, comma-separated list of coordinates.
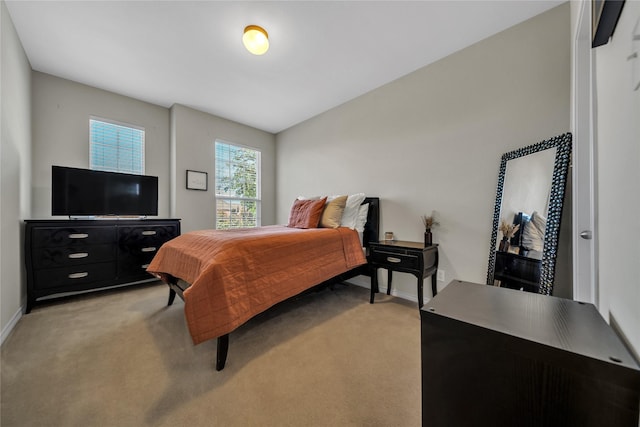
[370, 248, 419, 270]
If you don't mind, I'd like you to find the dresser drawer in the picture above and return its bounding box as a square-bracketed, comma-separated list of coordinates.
[34, 262, 117, 290]
[31, 226, 116, 248]
[119, 252, 156, 272]
[370, 247, 420, 270]
[32, 244, 116, 269]
[118, 224, 179, 248]
[118, 252, 156, 278]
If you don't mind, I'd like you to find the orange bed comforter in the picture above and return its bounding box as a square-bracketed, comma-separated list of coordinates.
[147, 225, 366, 345]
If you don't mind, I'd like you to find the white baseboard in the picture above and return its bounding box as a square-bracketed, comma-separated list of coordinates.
[1, 306, 23, 346]
[345, 275, 419, 304]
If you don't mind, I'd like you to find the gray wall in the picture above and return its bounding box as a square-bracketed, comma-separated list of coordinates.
[1, 0, 32, 340]
[31, 72, 172, 219]
[276, 4, 571, 300]
[170, 104, 276, 233]
[593, 0, 640, 355]
[28, 76, 277, 234]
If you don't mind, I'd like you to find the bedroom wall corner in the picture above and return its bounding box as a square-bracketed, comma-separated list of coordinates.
[1, 0, 32, 342]
[171, 104, 276, 233]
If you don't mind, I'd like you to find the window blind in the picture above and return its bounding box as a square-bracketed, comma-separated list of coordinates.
[90, 118, 145, 174]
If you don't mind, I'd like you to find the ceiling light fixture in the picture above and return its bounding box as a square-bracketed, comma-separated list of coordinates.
[243, 25, 269, 55]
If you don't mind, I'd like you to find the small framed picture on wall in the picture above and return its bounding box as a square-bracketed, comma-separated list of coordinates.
[186, 170, 208, 191]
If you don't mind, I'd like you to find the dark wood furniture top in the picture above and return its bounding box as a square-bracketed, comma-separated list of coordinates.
[420, 280, 640, 427]
[24, 218, 180, 312]
[369, 240, 438, 308]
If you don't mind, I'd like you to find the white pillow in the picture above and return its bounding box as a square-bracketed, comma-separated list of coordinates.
[340, 193, 366, 229]
[521, 211, 546, 252]
[355, 203, 369, 232]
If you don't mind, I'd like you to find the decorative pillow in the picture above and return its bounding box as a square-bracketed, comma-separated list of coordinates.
[287, 197, 327, 228]
[341, 193, 366, 229]
[521, 211, 546, 252]
[320, 195, 347, 228]
[354, 203, 369, 232]
[287, 196, 322, 224]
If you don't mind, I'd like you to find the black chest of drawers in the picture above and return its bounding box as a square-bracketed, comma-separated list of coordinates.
[24, 218, 180, 312]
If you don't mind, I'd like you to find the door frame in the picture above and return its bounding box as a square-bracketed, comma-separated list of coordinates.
[572, 0, 598, 305]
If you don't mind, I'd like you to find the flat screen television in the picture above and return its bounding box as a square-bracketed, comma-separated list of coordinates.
[52, 166, 158, 217]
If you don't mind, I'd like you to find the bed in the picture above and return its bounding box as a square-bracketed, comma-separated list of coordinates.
[147, 196, 379, 370]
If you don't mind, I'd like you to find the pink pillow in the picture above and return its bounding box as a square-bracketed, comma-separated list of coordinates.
[288, 197, 327, 228]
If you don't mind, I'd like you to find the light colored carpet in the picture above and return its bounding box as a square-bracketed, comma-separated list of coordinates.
[1, 282, 421, 427]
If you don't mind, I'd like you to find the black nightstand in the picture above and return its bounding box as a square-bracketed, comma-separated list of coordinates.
[368, 240, 439, 308]
[493, 251, 541, 293]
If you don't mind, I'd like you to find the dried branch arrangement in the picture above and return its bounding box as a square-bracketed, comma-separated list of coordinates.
[499, 220, 520, 239]
[421, 212, 440, 230]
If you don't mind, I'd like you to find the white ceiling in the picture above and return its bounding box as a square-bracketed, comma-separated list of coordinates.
[6, 1, 564, 134]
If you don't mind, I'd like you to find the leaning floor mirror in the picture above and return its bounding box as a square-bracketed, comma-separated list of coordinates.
[487, 133, 572, 295]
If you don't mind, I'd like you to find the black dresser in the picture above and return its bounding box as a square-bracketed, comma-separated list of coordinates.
[24, 218, 180, 312]
[421, 280, 640, 427]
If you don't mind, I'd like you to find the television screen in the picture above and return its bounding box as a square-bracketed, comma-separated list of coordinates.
[52, 166, 158, 217]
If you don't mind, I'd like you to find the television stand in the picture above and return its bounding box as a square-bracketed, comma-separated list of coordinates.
[24, 218, 180, 312]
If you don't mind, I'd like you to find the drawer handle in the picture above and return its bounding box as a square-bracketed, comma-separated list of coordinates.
[141, 247, 157, 253]
[141, 231, 157, 236]
[68, 233, 89, 239]
[68, 252, 89, 259]
[141, 264, 150, 269]
[387, 257, 402, 263]
[68, 272, 89, 279]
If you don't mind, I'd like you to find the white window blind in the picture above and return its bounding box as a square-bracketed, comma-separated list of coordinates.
[90, 117, 145, 174]
[215, 140, 261, 229]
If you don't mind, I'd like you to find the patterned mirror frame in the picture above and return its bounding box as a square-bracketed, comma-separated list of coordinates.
[486, 133, 572, 295]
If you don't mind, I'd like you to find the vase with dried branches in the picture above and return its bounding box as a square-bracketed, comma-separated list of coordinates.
[421, 212, 440, 246]
[498, 220, 520, 252]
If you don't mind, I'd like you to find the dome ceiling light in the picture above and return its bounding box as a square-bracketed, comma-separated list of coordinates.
[243, 25, 269, 55]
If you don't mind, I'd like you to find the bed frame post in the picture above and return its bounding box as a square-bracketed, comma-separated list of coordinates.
[216, 334, 229, 371]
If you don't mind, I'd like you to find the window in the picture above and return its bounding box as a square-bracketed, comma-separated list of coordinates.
[90, 117, 145, 174]
[215, 140, 261, 229]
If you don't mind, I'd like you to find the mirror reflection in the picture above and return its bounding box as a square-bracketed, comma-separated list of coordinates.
[497, 147, 556, 259]
[487, 133, 572, 296]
